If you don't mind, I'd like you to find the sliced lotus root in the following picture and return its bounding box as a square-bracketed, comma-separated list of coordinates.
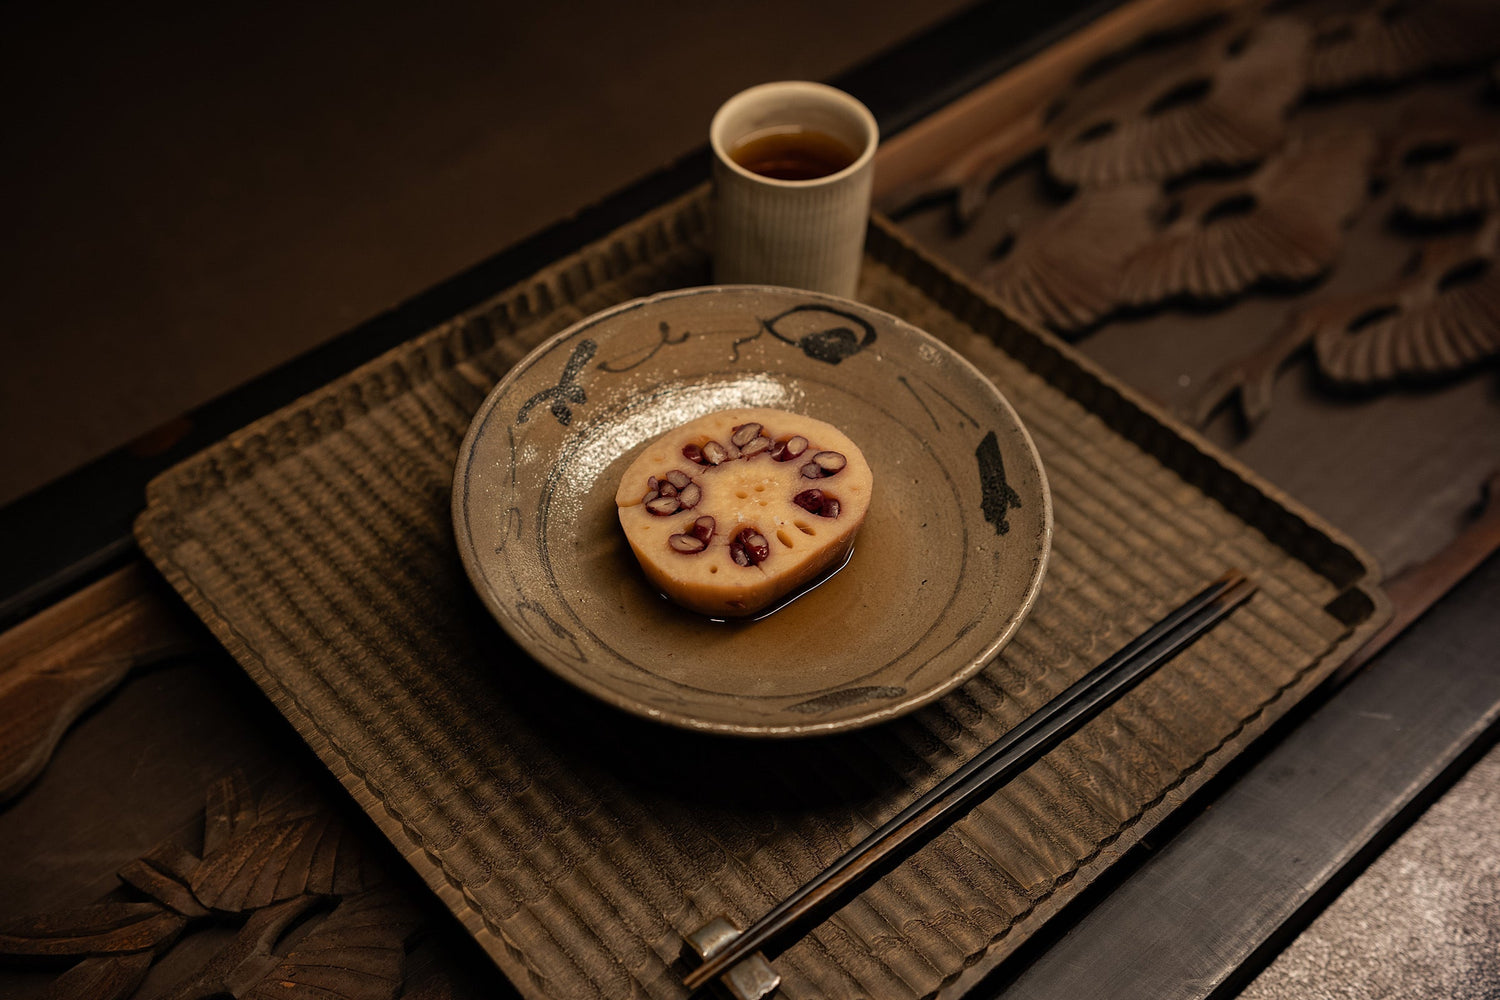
[1045, 16, 1310, 188]
[1117, 128, 1376, 305]
[615, 407, 872, 618]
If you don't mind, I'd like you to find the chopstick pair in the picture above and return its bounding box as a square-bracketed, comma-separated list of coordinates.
[683, 569, 1258, 995]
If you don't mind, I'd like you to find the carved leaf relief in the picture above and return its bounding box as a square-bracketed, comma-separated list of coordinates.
[0, 902, 187, 958]
[193, 775, 380, 912]
[1117, 129, 1376, 305]
[243, 887, 420, 1000]
[980, 183, 1159, 333]
[1390, 103, 1500, 222]
[39, 953, 154, 1000]
[1313, 223, 1500, 384]
[1047, 17, 1310, 187]
[191, 812, 377, 912]
[1193, 222, 1500, 426]
[4, 769, 426, 1000]
[1306, 0, 1500, 94]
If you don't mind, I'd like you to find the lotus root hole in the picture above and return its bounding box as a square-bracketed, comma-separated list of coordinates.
[795, 520, 816, 536]
[777, 529, 794, 548]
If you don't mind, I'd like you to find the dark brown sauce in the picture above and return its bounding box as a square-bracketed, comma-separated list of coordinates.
[703, 544, 856, 624]
[729, 126, 859, 181]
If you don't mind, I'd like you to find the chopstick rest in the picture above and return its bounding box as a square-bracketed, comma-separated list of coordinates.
[683, 569, 1257, 996]
[684, 917, 781, 1000]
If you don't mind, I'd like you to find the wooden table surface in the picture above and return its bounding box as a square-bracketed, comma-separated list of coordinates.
[2, 1, 1497, 998]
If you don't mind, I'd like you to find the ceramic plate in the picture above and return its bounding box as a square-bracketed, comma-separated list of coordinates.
[452, 286, 1051, 736]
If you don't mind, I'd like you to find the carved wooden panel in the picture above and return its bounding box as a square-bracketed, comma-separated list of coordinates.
[0, 770, 428, 1000]
[886, 0, 1500, 577]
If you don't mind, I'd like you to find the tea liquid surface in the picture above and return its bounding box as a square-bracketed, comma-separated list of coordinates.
[730, 126, 859, 181]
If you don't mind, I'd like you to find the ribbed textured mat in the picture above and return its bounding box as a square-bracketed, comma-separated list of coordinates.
[136, 190, 1384, 1000]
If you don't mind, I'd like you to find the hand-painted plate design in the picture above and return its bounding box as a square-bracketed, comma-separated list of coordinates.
[453, 286, 1051, 736]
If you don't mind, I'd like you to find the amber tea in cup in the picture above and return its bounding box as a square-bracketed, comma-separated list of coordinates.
[729, 126, 860, 181]
[710, 81, 878, 296]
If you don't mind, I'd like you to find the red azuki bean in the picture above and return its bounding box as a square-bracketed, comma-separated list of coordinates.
[793, 488, 824, 512]
[702, 440, 729, 465]
[669, 533, 706, 553]
[738, 528, 770, 564]
[813, 450, 846, 473]
[770, 435, 809, 462]
[740, 435, 771, 457]
[646, 495, 681, 516]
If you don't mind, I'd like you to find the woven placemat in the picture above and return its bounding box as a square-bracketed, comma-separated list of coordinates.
[136, 189, 1385, 1000]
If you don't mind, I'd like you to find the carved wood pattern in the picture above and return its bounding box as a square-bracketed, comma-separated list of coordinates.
[1045, 16, 1311, 188]
[1304, 0, 1500, 95]
[242, 887, 419, 1000]
[885, 0, 1500, 423]
[0, 901, 188, 959]
[1192, 220, 1500, 425]
[0, 564, 202, 803]
[1117, 128, 1376, 305]
[1390, 103, 1500, 223]
[0, 770, 434, 1000]
[979, 182, 1159, 333]
[980, 129, 1376, 335]
[39, 953, 153, 1000]
[1312, 220, 1500, 385]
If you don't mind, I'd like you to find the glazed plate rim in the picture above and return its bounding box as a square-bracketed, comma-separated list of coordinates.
[451, 285, 1052, 737]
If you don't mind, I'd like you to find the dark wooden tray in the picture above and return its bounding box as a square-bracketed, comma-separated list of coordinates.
[135, 189, 1385, 1000]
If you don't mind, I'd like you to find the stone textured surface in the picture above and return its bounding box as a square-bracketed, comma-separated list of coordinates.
[1243, 740, 1500, 1000]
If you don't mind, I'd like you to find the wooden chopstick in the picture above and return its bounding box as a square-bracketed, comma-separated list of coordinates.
[683, 569, 1257, 993]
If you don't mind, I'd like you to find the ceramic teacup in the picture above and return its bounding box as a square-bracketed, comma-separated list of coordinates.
[710, 81, 878, 297]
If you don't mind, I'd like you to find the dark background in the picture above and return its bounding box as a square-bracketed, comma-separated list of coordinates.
[0, 0, 972, 508]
